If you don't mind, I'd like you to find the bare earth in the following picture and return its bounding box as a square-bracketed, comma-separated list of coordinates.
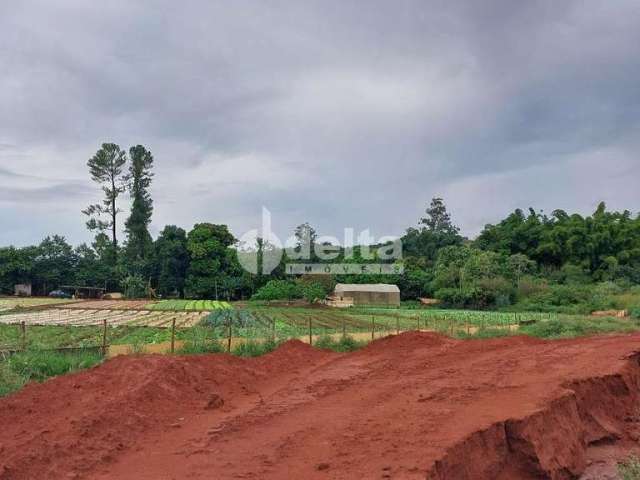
[1, 332, 640, 479]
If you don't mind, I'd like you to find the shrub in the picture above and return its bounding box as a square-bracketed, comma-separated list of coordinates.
[251, 280, 302, 301]
[300, 282, 328, 303]
[313, 334, 364, 352]
[629, 306, 640, 320]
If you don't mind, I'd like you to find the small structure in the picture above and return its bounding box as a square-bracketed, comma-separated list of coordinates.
[59, 286, 106, 299]
[14, 284, 32, 297]
[332, 283, 400, 307]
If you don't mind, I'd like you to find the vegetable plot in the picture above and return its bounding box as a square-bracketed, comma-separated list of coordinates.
[146, 300, 231, 311]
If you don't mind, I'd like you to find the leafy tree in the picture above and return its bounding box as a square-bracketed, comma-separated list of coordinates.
[403, 197, 462, 261]
[120, 274, 146, 299]
[0, 246, 37, 294]
[153, 225, 189, 297]
[185, 223, 236, 298]
[124, 145, 154, 273]
[83, 143, 128, 260]
[32, 236, 76, 294]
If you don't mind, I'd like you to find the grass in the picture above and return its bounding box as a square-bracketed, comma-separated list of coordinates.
[0, 324, 207, 351]
[232, 339, 281, 357]
[0, 349, 103, 397]
[176, 326, 224, 354]
[618, 455, 640, 480]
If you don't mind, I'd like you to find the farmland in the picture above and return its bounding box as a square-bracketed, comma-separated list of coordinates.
[0, 297, 80, 312]
[146, 299, 231, 311]
[1, 299, 637, 350]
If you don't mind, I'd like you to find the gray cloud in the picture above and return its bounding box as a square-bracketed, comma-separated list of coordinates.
[1, 0, 639, 247]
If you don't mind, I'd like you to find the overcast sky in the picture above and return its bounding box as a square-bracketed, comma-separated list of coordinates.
[1, 0, 639, 247]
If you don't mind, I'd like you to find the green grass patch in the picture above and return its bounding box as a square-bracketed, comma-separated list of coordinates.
[0, 349, 103, 397]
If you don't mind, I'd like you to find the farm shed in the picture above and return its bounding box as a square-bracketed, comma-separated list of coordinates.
[333, 283, 400, 307]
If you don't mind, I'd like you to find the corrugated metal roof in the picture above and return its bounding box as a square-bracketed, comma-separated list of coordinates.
[334, 283, 400, 293]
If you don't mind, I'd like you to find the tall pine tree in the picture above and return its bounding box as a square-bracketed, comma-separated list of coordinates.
[124, 145, 154, 274]
[83, 143, 128, 264]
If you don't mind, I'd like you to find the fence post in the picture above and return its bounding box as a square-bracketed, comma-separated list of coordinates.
[101, 319, 108, 356]
[308, 317, 313, 346]
[272, 317, 276, 342]
[342, 316, 346, 338]
[20, 321, 26, 351]
[371, 315, 375, 341]
[170, 318, 176, 354]
[396, 313, 400, 335]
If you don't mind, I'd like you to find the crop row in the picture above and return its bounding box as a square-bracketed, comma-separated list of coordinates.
[146, 300, 232, 311]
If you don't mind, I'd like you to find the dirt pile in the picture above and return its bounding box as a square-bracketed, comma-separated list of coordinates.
[1, 333, 640, 479]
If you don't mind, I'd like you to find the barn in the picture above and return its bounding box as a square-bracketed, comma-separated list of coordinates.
[333, 283, 400, 307]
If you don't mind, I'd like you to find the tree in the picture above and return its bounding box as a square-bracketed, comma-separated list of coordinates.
[124, 145, 154, 273]
[0, 246, 37, 294]
[403, 197, 462, 261]
[290, 222, 317, 261]
[32, 235, 76, 294]
[153, 225, 189, 297]
[83, 143, 128, 260]
[185, 223, 237, 298]
[420, 197, 459, 235]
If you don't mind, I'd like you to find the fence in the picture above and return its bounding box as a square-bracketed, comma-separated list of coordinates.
[0, 308, 565, 359]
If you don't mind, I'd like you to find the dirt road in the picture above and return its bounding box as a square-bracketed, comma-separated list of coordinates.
[1, 332, 640, 479]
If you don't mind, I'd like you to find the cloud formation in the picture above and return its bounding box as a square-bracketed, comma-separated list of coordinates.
[1, 0, 639, 246]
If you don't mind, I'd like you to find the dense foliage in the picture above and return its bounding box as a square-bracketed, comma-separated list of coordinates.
[3, 142, 640, 310]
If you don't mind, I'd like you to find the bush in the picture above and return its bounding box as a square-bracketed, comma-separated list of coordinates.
[313, 334, 364, 352]
[629, 306, 640, 319]
[300, 282, 328, 303]
[251, 280, 302, 301]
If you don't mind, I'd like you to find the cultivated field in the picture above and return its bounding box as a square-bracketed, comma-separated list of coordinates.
[0, 308, 208, 327]
[0, 297, 80, 312]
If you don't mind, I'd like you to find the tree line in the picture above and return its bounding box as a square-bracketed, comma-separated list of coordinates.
[1, 143, 640, 309]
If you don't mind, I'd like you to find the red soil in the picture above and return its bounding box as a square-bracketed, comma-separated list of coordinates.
[2, 332, 640, 479]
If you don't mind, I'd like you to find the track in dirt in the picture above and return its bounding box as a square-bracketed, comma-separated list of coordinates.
[2, 332, 640, 479]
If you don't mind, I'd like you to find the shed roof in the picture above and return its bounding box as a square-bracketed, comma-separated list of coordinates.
[334, 283, 400, 293]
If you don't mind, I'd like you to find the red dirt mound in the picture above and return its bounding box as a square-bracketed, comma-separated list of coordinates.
[2, 332, 640, 479]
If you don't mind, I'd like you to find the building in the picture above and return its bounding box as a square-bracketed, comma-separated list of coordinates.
[333, 283, 400, 307]
[14, 283, 32, 297]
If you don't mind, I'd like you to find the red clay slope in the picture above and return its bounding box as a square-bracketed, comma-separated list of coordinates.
[1, 332, 640, 479]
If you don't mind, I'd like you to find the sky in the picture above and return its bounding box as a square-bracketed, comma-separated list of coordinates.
[1, 0, 639, 248]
